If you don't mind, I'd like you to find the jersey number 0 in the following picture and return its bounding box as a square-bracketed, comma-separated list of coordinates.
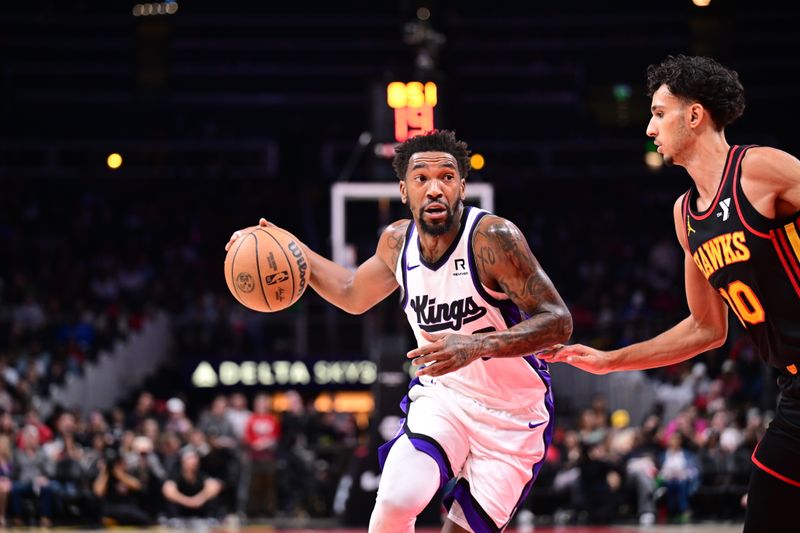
[718, 280, 766, 326]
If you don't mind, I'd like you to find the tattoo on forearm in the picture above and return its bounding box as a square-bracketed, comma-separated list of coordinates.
[473, 217, 573, 357]
[481, 309, 571, 357]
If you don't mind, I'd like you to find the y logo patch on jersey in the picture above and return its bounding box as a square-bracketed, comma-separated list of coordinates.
[717, 197, 731, 221]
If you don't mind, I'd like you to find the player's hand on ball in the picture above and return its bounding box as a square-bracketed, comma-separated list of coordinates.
[537, 343, 611, 375]
[407, 330, 483, 377]
[225, 218, 273, 251]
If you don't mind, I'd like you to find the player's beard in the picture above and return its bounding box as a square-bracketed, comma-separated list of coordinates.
[663, 122, 690, 167]
[417, 198, 461, 236]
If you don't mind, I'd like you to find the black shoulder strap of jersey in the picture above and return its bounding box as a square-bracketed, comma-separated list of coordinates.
[726, 144, 758, 195]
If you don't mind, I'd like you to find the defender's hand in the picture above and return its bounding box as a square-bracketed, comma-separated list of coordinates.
[537, 343, 611, 375]
[407, 331, 483, 377]
[224, 218, 274, 251]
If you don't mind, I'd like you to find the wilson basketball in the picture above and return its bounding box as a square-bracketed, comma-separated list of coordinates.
[224, 226, 310, 312]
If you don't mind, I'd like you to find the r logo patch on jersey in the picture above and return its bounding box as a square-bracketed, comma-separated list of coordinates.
[453, 258, 468, 276]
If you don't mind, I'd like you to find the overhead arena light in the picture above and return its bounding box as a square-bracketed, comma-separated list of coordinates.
[132, 1, 179, 17]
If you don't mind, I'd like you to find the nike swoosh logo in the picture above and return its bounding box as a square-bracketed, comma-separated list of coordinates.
[528, 420, 547, 429]
[406, 264, 420, 271]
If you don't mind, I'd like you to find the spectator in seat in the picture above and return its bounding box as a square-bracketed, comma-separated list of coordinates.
[10, 425, 58, 527]
[658, 432, 700, 523]
[244, 392, 280, 517]
[161, 449, 222, 521]
[0, 435, 14, 527]
[198, 395, 237, 448]
[130, 435, 166, 518]
[91, 446, 151, 527]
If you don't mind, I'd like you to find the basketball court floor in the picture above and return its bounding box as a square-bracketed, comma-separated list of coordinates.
[17, 524, 742, 532]
[222, 524, 742, 533]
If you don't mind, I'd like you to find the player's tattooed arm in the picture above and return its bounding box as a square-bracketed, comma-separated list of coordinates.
[380, 219, 411, 273]
[408, 216, 572, 377]
[474, 216, 573, 354]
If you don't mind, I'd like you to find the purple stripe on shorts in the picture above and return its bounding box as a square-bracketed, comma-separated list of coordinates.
[377, 431, 401, 470]
[399, 377, 420, 415]
[376, 425, 452, 490]
[407, 436, 451, 488]
[445, 480, 501, 533]
[502, 356, 555, 528]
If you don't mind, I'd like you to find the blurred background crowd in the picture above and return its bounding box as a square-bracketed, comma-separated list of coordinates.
[0, 174, 775, 527]
[2, 0, 798, 528]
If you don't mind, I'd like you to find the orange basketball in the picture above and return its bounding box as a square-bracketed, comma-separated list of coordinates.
[224, 226, 310, 312]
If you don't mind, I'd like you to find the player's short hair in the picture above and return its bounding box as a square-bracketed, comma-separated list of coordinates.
[646, 54, 746, 130]
[392, 130, 471, 180]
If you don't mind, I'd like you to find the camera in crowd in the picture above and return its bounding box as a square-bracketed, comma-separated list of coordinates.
[103, 445, 123, 466]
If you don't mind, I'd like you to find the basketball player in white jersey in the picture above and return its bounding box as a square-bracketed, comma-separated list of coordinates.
[225, 130, 572, 532]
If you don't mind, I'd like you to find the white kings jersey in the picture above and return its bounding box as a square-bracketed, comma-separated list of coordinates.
[395, 206, 552, 413]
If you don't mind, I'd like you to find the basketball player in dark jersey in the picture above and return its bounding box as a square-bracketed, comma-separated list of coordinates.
[539, 55, 800, 531]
